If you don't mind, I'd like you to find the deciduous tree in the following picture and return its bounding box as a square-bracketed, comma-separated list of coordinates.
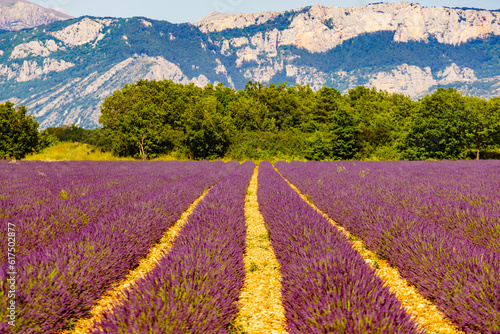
[0, 102, 39, 159]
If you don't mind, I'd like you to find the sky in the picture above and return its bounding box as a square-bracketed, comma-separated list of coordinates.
[29, 0, 500, 23]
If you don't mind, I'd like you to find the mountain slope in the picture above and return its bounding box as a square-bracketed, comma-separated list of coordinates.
[1, 2, 500, 129]
[0, 0, 71, 31]
[197, 3, 500, 49]
[0, 16, 239, 128]
[198, 2, 500, 95]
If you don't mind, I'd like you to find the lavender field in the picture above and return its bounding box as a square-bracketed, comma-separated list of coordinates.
[276, 160, 500, 333]
[0, 160, 498, 333]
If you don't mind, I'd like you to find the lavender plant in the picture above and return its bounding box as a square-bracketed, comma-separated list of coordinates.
[258, 161, 421, 333]
[276, 160, 500, 333]
[90, 161, 255, 333]
[0, 161, 238, 333]
[0, 161, 218, 262]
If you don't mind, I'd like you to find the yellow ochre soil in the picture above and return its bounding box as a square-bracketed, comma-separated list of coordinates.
[274, 167, 463, 334]
[232, 167, 288, 334]
[63, 189, 210, 334]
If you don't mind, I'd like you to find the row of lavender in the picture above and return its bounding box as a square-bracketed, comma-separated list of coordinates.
[0, 161, 210, 262]
[0, 161, 209, 222]
[276, 161, 500, 333]
[0, 161, 211, 219]
[1, 161, 157, 214]
[0, 161, 238, 333]
[301, 161, 500, 252]
[257, 162, 421, 333]
[90, 161, 255, 333]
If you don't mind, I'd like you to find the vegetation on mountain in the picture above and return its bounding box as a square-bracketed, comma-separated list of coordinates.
[286, 32, 500, 78]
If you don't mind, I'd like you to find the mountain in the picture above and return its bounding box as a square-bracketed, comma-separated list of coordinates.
[1, 2, 500, 128]
[0, 0, 71, 31]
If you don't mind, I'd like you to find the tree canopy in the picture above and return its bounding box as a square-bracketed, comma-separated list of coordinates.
[0, 102, 40, 159]
[95, 80, 500, 161]
[5, 80, 500, 161]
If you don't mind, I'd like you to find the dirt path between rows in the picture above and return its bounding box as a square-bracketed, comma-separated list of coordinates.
[232, 166, 288, 334]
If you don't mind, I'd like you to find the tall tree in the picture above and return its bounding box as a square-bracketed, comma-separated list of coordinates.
[404, 88, 469, 160]
[313, 87, 343, 124]
[0, 102, 39, 159]
[329, 102, 361, 160]
[466, 96, 500, 159]
[182, 96, 234, 159]
[227, 93, 270, 132]
[99, 80, 190, 159]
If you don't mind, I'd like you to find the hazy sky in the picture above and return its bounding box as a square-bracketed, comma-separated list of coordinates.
[29, 0, 500, 23]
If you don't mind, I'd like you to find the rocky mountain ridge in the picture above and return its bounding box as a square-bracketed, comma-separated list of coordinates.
[1, 2, 500, 128]
[0, 0, 71, 31]
[197, 3, 500, 50]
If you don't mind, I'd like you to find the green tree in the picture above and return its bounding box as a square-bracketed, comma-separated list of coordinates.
[304, 132, 334, 161]
[37, 130, 60, 151]
[244, 81, 313, 131]
[99, 80, 191, 159]
[0, 102, 40, 159]
[466, 96, 500, 159]
[183, 96, 234, 159]
[120, 101, 178, 160]
[227, 93, 270, 132]
[313, 87, 343, 124]
[404, 88, 469, 160]
[345, 86, 414, 158]
[329, 102, 361, 160]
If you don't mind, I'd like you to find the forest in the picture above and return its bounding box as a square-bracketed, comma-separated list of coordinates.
[2, 80, 500, 161]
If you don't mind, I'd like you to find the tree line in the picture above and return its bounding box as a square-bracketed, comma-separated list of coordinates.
[2, 80, 500, 160]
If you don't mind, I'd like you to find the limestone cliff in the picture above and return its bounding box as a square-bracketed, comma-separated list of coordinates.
[196, 3, 500, 99]
[0, 0, 71, 31]
[197, 3, 500, 52]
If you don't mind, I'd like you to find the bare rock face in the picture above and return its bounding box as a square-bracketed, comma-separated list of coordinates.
[0, 0, 71, 31]
[197, 9, 281, 32]
[365, 63, 478, 97]
[197, 3, 500, 53]
[9, 40, 61, 59]
[49, 18, 115, 46]
[0, 58, 74, 82]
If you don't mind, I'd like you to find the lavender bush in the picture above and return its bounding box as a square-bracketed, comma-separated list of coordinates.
[0, 161, 238, 333]
[91, 161, 254, 333]
[276, 160, 500, 333]
[0, 161, 217, 262]
[258, 161, 421, 333]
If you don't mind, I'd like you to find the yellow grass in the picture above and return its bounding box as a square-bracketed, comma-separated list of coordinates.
[274, 167, 463, 334]
[63, 189, 210, 334]
[232, 167, 288, 334]
[25, 143, 133, 161]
